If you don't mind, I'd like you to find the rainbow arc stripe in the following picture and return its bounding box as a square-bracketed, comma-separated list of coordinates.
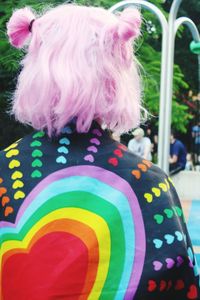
[0, 166, 146, 299]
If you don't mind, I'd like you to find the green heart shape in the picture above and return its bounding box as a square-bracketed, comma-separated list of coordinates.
[30, 140, 42, 147]
[32, 149, 43, 158]
[31, 170, 42, 178]
[32, 159, 43, 168]
[174, 206, 182, 217]
[154, 214, 164, 224]
[164, 208, 174, 218]
[33, 131, 45, 139]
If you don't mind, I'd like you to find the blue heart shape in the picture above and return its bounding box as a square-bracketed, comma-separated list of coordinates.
[61, 126, 72, 134]
[153, 239, 163, 249]
[56, 156, 67, 164]
[59, 137, 70, 145]
[57, 146, 69, 154]
[175, 231, 183, 241]
[164, 234, 175, 244]
[188, 247, 194, 261]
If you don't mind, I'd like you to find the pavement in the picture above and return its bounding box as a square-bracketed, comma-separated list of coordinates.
[182, 200, 200, 269]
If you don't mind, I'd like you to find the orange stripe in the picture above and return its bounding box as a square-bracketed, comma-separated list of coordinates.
[2, 219, 99, 299]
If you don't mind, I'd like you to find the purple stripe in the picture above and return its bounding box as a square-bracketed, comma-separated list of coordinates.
[0, 165, 145, 298]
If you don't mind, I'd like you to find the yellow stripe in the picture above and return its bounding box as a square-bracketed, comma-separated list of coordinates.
[1, 208, 111, 299]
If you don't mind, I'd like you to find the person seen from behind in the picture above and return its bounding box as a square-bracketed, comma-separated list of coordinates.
[169, 130, 187, 175]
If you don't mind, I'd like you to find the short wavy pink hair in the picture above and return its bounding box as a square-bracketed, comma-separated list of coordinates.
[7, 4, 142, 135]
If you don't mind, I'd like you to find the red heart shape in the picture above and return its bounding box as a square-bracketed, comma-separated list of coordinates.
[167, 280, 172, 290]
[108, 157, 118, 167]
[118, 144, 127, 151]
[148, 280, 157, 292]
[2, 232, 88, 300]
[187, 285, 198, 299]
[175, 279, 184, 290]
[160, 280, 167, 291]
[114, 149, 123, 158]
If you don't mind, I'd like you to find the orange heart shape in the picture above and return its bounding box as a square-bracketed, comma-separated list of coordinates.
[138, 163, 148, 172]
[142, 160, 152, 168]
[131, 170, 141, 179]
[4, 206, 14, 217]
[2, 196, 10, 207]
[0, 187, 7, 197]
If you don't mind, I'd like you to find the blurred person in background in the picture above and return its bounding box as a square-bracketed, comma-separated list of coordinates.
[169, 130, 187, 175]
[192, 121, 200, 165]
[128, 127, 152, 161]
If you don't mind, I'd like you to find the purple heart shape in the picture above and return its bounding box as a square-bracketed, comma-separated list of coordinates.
[153, 261, 163, 271]
[92, 129, 102, 137]
[188, 257, 194, 268]
[87, 146, 98, 153]
[84, 154, 94, 163]
[176, 256, 184, 267]
[166, 258, 175, 269]
[90, 138, 100, 145]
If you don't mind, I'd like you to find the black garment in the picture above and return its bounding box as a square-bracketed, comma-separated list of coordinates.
[0, 122, 199, 300]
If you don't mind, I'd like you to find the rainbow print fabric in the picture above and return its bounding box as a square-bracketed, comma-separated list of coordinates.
[0, 123, 199, 299]
[0, 166, 145, 299]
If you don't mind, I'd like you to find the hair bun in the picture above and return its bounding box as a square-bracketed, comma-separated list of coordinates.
[118, 8, 141, 41]
[7, 7, 36, 48]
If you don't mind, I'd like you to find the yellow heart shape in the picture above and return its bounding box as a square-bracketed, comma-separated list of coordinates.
[14, 190, 25, 200]
[12, 180, 24, 189]
[152, 187, 161, 197]
[168, 177, 174, 186]
[165, 178, 170, 189]
[11, 171, 23, 180]
[6, 149, 19, 158]
[9, 160, 20, 169]
[158, 183, 168, 192]
[144, 193, 153, 203]
[4, 143, 18, 152]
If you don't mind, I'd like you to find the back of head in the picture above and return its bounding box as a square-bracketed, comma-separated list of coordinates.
[7, 4, 142, 136]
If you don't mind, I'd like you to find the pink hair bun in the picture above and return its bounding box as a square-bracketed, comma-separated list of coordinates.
[7, 7, 35, 48]
[118, 8, 141, 41]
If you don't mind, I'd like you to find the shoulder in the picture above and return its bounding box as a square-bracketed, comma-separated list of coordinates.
[143, 137, 151, 144]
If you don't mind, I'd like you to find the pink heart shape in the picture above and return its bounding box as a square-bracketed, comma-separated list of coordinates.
[153, 261, 163, 271]
[92, 129, 102, 137]
[87, 146, 98, 153]
[84, 154, 94, 163]
[165, 258, 175, 269]
[90, 138, 100, 146]
[176, 256, 184, 267]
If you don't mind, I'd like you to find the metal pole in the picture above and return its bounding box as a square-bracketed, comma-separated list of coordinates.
[109, 0, 168, 170]
[163, 0, 182, 174]
[164, 6, 200, 174]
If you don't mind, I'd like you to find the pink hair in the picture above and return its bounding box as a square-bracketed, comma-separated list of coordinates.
[7, 4, 142, 135]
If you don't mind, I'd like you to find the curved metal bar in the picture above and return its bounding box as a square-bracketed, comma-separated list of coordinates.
[175, 17, 200, 41]
[109, 0, 168, 170]
[176, 18, 200, 97]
